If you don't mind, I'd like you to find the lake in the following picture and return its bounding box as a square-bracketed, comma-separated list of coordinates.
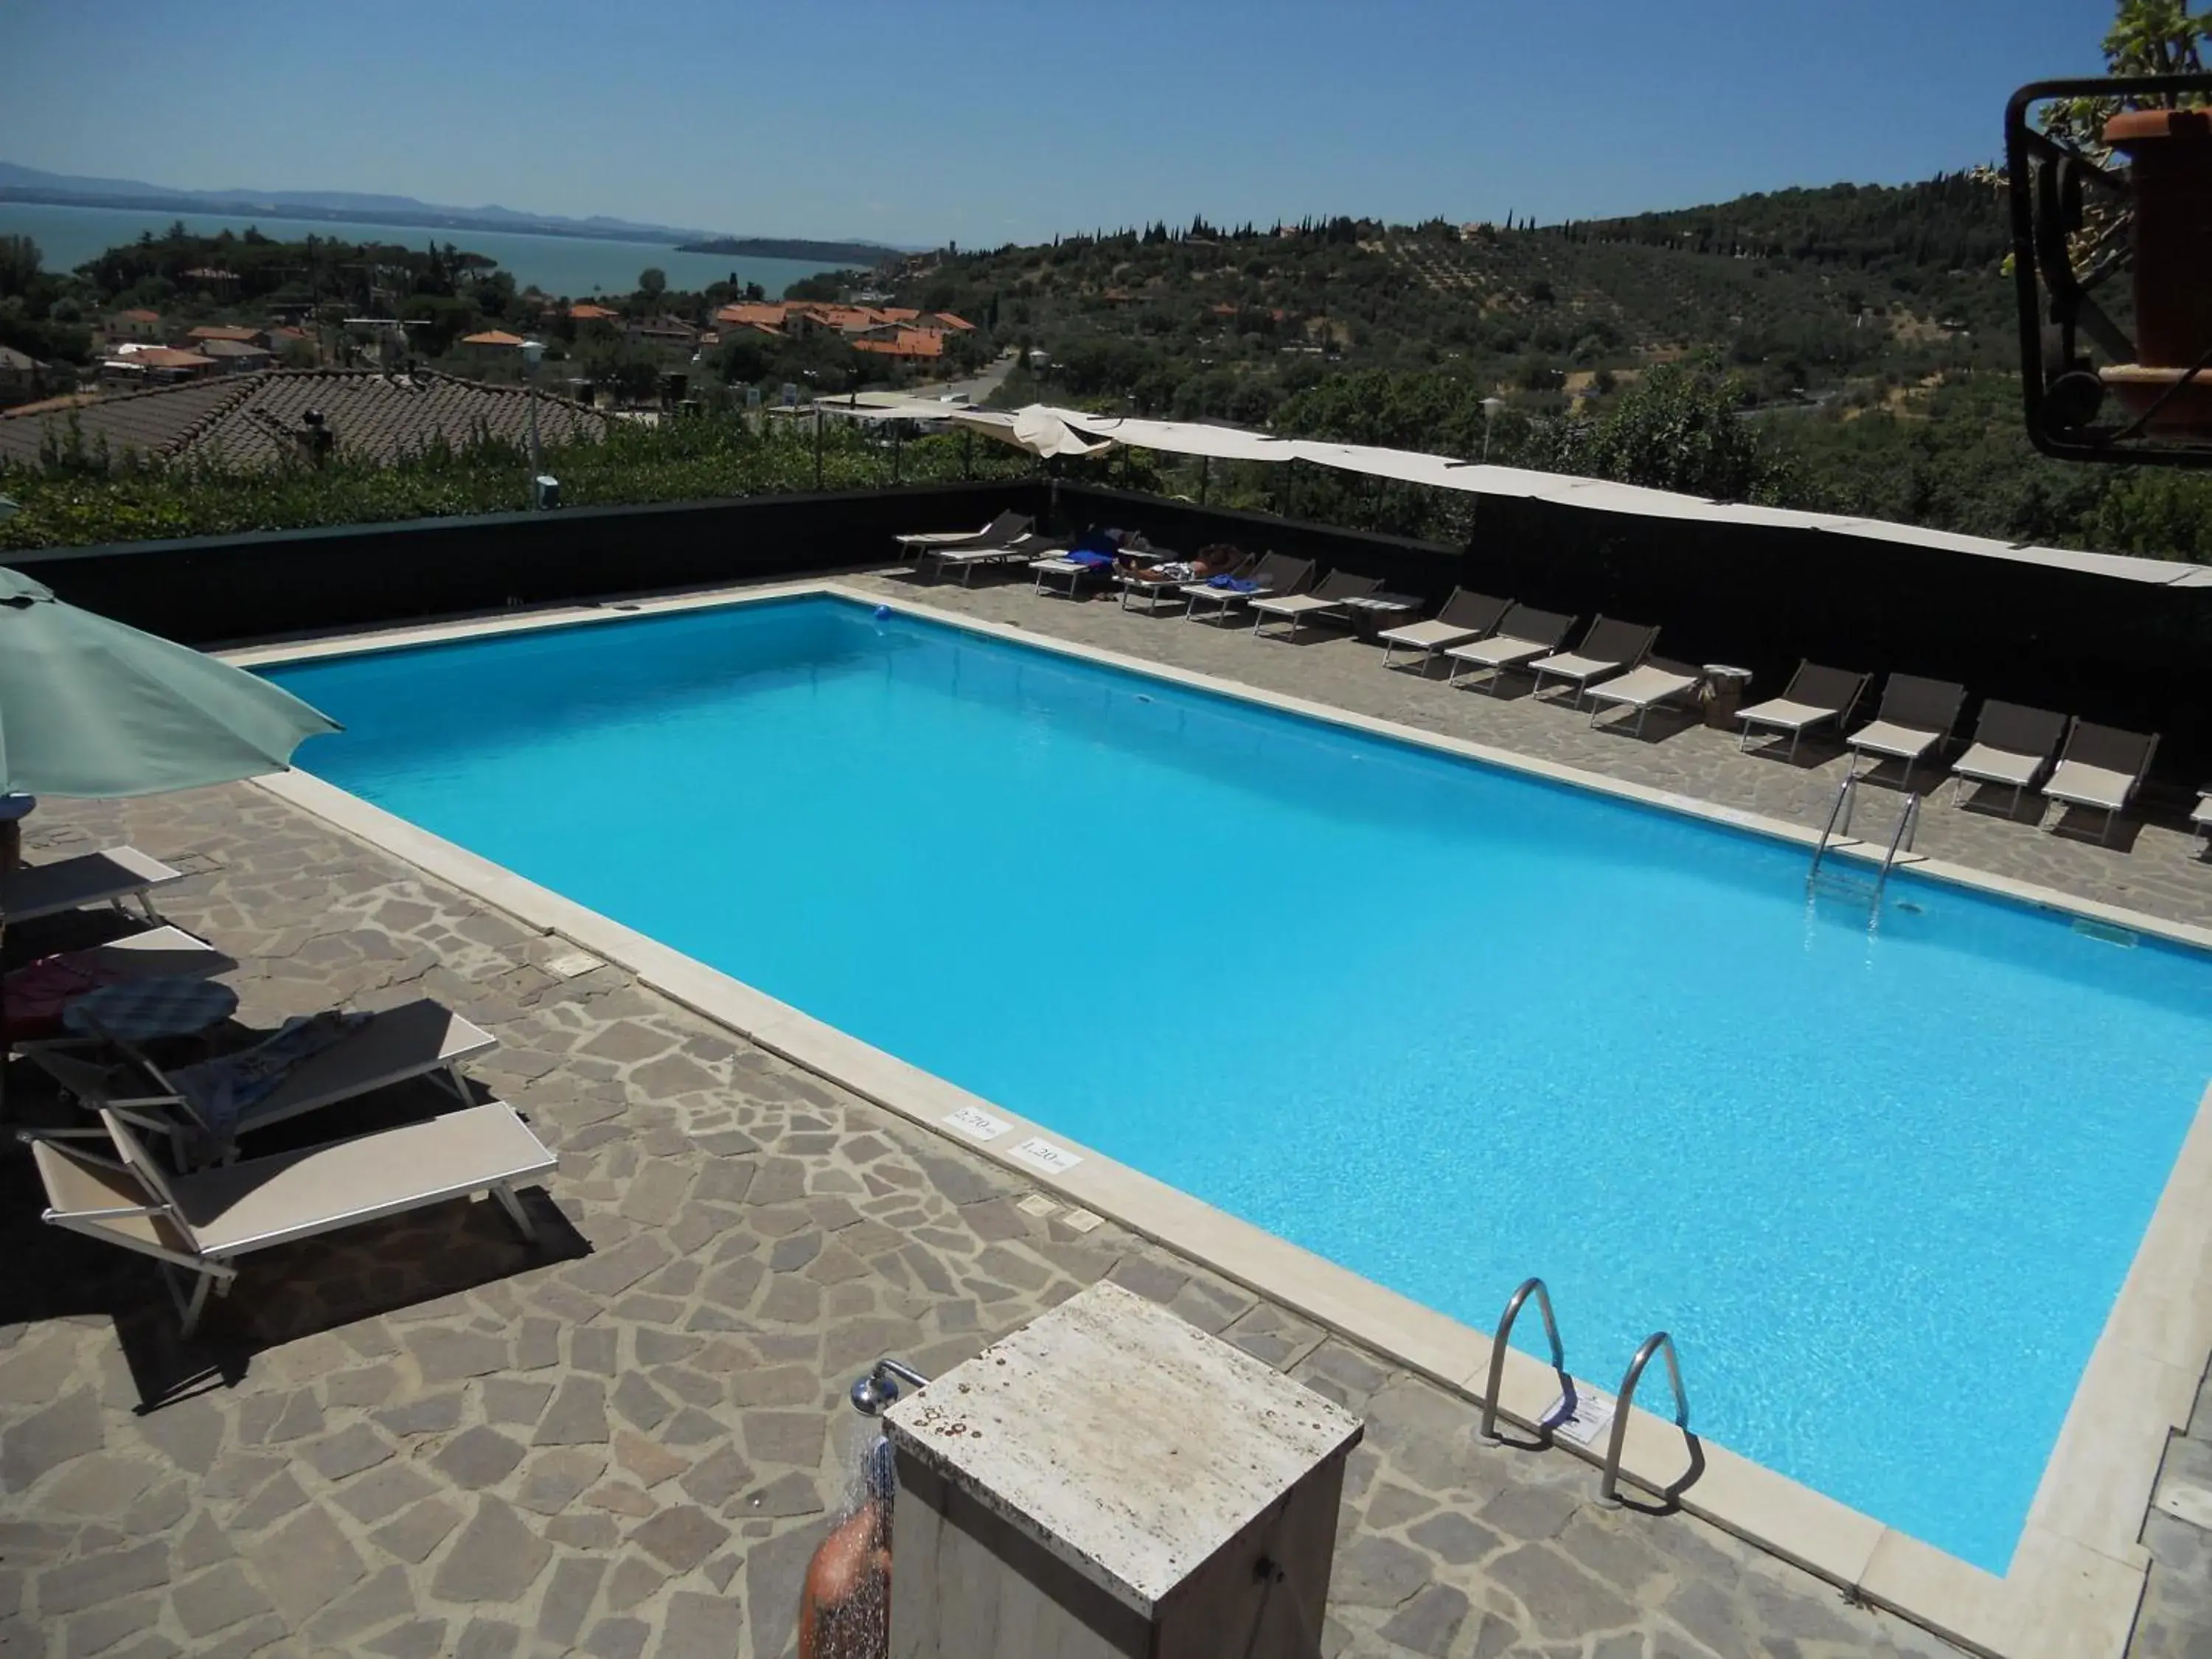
[0, 202, 845, 299]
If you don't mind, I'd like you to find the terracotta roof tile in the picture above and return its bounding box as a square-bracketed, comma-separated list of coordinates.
[187, 325, 261, 342]
[459, 330, 527, 347]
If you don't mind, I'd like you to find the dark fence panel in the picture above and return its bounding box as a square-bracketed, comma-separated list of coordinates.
[14, 475, 2210, 779]
[10, 480, 1043, 646]
[1055, 482, 2212, 782]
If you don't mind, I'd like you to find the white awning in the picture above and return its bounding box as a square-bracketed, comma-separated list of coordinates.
[951, 405, 1113, 458]
[1045, 408, 1295, 462]
[988, 406, 2202, 587]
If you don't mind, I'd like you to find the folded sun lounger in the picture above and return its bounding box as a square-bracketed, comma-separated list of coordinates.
[1948, 700, 2068, 813]
[31, 995, 496, 1164]
[1528, 616, 1660, 707]
[1377, 588, 1512, 669]
[28, 1102, 555, 1335]
[1846, 674, 1968, 787]
[1248, 569, 1382, 642]
[1443, 605, 1576, 693]
[1183, 553, 1315, 625]
[1582, 658, 1704, 737]
[1, 846, 182, 927]
[1736, 662, 1870, 762]
[2040, 719, 2160, 845]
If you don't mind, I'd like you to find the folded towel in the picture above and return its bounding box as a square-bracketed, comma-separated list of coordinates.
[1067, 550, 1116, 570]
[173, 1009, 370, 1143]
[2, 950, 121, 1042]
[1208, 575, 1260, 592]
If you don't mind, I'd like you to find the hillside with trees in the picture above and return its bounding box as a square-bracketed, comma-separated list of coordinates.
[864, 165, 2207, 562]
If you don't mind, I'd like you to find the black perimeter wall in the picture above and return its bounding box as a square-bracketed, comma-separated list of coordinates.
[13, 476, 2210, 781]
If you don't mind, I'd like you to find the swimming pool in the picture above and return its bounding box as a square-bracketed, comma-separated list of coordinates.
[267, 594, 2212, 1573]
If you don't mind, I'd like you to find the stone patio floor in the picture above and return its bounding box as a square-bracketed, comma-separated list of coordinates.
[0, 568, 2206, 1659]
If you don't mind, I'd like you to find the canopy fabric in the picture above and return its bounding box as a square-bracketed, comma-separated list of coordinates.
[950, 406, 1113, 459]
[1025, 406, 2198, 589]
[1043, 408, 1295, 463]
[0, 566, 340, 798]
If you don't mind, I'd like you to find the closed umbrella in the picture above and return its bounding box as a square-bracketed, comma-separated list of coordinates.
[0, 566, 339, 1100]
[0, 566, 338, 798]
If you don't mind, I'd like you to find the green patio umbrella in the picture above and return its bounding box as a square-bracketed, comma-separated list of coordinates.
[0, 566, 339, 799]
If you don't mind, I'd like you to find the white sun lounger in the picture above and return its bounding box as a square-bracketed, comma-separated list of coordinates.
[1948, 700, 2068, 813]
[28, 1103, 555, 1335]
[1377, 588, 1512, 669]
[2040, 720, 2160, 846]
[1736, 663, 1870, 762]
[31, 996, 496, 1162]
[1583, 658, 1705, 737]
[927, 532, 1060, 585]
[894, 509, 1032, 550]
[1846, 675, 1968, 787]
[1528, 617, 1660, 707]
[1443, 605, 1576, 693]
[1, 846, 182, 927]
[2191, 792, 2211, 855]
[1183, 553, 1315, 625]
[1249, 570, 1381, 642]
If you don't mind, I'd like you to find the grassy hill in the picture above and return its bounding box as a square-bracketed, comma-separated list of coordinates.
[882, 173, 2020, 424]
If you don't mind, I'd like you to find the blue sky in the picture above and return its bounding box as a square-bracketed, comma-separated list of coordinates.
[0, 0, 2110, 245]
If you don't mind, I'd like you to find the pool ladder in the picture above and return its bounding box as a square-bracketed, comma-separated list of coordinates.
[1479, 1276, 1697, 1507]
[1808, 777, 1921, 908]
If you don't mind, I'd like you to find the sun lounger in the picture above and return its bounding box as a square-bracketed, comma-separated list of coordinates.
[1116, 549, 1249, 614]
[1583, 658, 1705, 737]
[2040, 719, 2160, 845]
[1443, 605, 1576, 693]
[894, 509, 1032, 551]
[927, 530, 1061, 585]
[1948, 700, 2068, 813]
[2191, 791, 2211, 855]
[1183, 554, 1315, 625]
[30, 996, 496, 1164]
[28, 1102, 555, 1335]
[1248, 570, 1382, 642]
[1845, 675, 1968, 786]
[1, 846, 182, 927]
[4, 925, 236, 1045]
[1735, 663, 1870, 762]
[1377, 589, 1512, 669]
[1528, 617, 1660, 706]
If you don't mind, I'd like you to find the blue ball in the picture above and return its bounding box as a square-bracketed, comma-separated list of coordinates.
[873, 605, 891, 620]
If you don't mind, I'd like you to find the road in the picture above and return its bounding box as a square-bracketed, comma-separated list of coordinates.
[909, 347, 1018, 406]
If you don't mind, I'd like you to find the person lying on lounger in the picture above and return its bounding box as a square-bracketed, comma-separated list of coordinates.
[1119, 543, 1243, 585]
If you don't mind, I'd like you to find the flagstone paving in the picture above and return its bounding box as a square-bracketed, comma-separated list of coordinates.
[1, 570, 2206, 1658]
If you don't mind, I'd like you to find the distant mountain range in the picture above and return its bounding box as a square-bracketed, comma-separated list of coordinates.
[0, 161, 905, 256]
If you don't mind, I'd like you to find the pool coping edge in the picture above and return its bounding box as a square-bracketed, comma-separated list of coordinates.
[236, 575, 2212, 1659]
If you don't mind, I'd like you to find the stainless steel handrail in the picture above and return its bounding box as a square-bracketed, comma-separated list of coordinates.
[1872, 793, 1922, 903]
[1599, 1331, 1692, 1504]
[1808, 773, 1857, 880]
[1481, 1277, 1568, 1443]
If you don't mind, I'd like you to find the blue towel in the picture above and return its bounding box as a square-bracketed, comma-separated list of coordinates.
[1071, 529, 1120, 555]
[1208, 575, 1259, 592]
[1068, 550, 1116, 570]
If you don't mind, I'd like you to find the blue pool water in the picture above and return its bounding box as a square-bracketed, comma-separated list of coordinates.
[268, 595, 2212, 1571]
